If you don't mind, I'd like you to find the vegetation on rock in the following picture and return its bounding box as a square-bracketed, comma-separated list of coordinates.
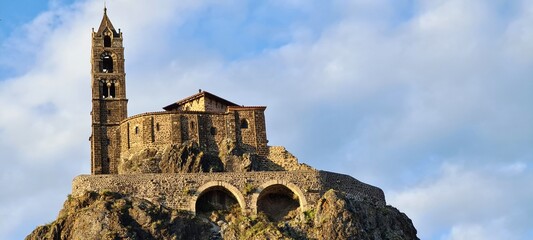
[27, 190, 418, 240]
[26, 191, 212, 240]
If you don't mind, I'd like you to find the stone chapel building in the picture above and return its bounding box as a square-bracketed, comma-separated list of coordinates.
[90, 9, 269, 175]
[80, 9, 385, 217]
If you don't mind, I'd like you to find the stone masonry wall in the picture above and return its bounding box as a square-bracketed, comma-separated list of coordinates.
[71, 170, 385, 214]
[319, 171, 386, 204]
[119, 110, 269, 163]
[172, 96, 229, 113]
[178, 98, 205, 112]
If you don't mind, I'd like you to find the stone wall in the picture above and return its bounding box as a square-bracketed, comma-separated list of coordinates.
[172, 96, 229, 113]
[180, 98, 206, 112]
[318, 171, 385, 204]
[71, 170, 385, 214]
[118, 110, 268, 166]
[266, 146, 307, 171]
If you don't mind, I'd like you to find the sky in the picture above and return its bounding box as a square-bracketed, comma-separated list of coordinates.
[0, 0, 532, 239]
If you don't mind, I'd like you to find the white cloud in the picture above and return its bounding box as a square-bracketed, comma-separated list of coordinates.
[389, 163, 533, 240]
[445, 222, 512, 240]
[1, 0, 533, 239]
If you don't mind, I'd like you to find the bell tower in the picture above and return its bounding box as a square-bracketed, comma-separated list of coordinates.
[90, 8, 128, 174]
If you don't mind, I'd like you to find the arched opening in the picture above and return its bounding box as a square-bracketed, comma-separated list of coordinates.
[240, 119, 248, 129]
[109, 83, 116, 98]
[257, 184, 300, 221]
[102, 83, 109, 98]
[104, 36, 111, 47]
[100, 53, 113, 73]
[195, 186, 240, 216]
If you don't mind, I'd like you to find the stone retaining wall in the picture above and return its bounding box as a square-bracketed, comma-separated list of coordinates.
[72, 170, 385, 214]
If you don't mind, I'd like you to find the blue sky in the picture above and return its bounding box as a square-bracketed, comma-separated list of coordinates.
[1, 1, 533, 239]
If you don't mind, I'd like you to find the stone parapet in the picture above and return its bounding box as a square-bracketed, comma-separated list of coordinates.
[72, 170, 385, 214]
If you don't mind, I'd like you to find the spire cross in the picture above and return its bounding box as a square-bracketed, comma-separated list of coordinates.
[104, 0, 107, 13]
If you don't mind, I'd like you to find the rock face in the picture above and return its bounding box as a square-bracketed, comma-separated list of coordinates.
[26, 191, 212, 240]
[118, 140, 312, 174]
[27, 190, 418, 240]
[311, 190, 418, 240]
[118, 141, 225, 174]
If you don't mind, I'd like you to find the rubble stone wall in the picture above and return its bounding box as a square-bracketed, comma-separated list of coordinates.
[119, 110, 268, 164]
[72, 170, 385, 214]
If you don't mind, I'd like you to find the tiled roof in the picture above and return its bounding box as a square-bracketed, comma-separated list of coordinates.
[163, 90, 239, 111]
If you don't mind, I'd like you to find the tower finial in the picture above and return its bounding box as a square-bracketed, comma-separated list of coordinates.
[104, 0, 107, 13]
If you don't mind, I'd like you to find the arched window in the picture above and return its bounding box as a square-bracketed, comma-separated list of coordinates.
[100, 80, 117, 99]
[109, 83, 116, 98]
[102, 83, 109, 98]
[156, 123, 160, 131]
[100, 52, 113, 73]
[135, 126, 139, 134]
[190, 121, 195, 130]
[240, 119, 249, 129]
[104, 36, 111, 47]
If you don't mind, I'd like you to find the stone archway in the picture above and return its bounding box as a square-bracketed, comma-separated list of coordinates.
[192, 181, 246, 215]
[253, 180, 307, 221]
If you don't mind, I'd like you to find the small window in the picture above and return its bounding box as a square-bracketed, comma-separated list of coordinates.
[240, 119, 249, 129]
[135, 126, 139, 134]
[107, 110, 111, 115]
[104, 36, 111, 47]
[109, 83, 116, 98]
[190, 121, 195, 129]
[210, 127, 216, 136]
[156, 123, 160, 131]
[102, 83, 109, 98]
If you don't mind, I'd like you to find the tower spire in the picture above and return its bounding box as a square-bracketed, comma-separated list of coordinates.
[95, 3, 118, 37]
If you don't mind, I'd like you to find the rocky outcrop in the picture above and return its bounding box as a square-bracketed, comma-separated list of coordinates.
[311, 190, 418, 240]
[25, 191, 212, 240]
[27, 190, 418, 240]
[210, 190, 418, 240]
[118, 140, 312, 174]
[217, 138, 260, 172]
[118, 141, 225, 174]
[158, 141, 224, 173]
[266, 146, 313, 171]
